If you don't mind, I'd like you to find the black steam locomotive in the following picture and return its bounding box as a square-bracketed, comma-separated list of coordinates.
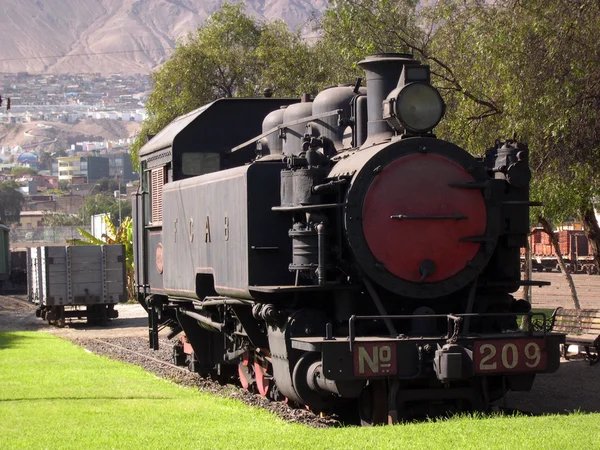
[134, 54, 563, 423]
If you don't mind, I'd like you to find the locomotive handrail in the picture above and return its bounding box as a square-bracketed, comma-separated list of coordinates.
[229, 109, 343, 153]
[272, 203, 343, 212]
[347, 312, 549, 351]
[390, 214, 468, 220]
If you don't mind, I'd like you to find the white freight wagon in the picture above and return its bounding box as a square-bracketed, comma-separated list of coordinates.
[28, 245, 126, 326]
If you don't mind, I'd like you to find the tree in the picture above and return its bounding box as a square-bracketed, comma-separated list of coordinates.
[256, 21, 334, 97]
[39, 151, 53, 171]
[321, 0, 600, 309]
[93, 177, 124, 195]
[0, 181, 24, 224]
[319, 0, 421, 80]
[42, 212, 82, 227]
[131, 3, 262, 167]
[131, 3, 328, 167]
[58, 180, 70, 191]
[80, 193, 131, 227]
[425, 0, 600, 308]
[10, 166, 37, 177]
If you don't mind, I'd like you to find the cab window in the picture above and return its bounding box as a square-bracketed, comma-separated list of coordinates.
[181, 152, 220, 176]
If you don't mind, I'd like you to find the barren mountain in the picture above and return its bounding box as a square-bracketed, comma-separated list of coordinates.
[0, 120, 141, 153]
[0, 0, 326, 74]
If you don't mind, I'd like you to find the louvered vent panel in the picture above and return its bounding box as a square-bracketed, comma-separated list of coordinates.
[151, 167, 164, 224]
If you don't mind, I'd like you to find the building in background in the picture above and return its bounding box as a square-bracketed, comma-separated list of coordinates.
[16, 152, 39, 169]
[57, 155, 109, 183]
[106, 151, 136, 181]
[18, 211, 45, 228]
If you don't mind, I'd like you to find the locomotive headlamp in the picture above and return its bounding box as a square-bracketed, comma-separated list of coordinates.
[383, 82, 445, 134]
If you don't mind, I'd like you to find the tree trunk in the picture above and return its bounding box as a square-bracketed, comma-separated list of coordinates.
[520, 233, 533, 331]
[523, 232, 532, 304]
[539, 217, 581, 310]
[580, 204, 600, 273]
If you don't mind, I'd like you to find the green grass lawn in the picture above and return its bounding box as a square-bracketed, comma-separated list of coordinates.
[1, 332, 599, 450]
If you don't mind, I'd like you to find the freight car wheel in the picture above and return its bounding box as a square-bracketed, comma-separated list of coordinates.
[358, 380, 388, 426]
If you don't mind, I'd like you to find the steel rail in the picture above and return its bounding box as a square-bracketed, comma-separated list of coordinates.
[88, 338, 188, 373]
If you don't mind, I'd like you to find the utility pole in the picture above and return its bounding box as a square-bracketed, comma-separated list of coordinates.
[114, 172, 122, 226]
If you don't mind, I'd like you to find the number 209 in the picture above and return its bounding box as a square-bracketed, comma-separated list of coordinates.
[478, 342, 542, 371]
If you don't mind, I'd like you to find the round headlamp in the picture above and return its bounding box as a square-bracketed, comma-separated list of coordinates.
[386, 82, 445, 133]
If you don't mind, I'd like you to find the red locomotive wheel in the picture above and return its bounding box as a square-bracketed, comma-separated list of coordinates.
[362, 153, 487, 283]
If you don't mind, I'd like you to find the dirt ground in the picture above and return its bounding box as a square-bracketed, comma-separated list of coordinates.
[1, 272, 598, 416]
[0, 295, 149, 338]
[517, 271, 600, 310]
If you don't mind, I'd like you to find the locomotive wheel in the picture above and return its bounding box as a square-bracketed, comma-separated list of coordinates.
[254, 359, 270, 397]
[238, 352, 255, 391]
[358, 380, 388, 426]
[292, 352, 334, 412]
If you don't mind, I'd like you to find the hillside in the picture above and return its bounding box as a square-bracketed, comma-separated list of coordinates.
[0, 0, 327, 74]
[0, 120, 140, 153]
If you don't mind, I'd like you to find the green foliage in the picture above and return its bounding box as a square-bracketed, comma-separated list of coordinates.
[422, 0, 600, 225]
[79, 193, 131, 227]
[93, 177, 125, 195]
[256, 21, 332, 97]
[45, 188, 69, 196]
[130, 0, 600, 233]
[38, 151, 53, 171]
[0, 181, 24, 224]
[324, 0, 600, 227]
[42, 212, 81, 227]
[58, 180, 70, 191]
[319, 0, 421, 81]
[131, 3, 332, 167]
[10, 166, 37, 177]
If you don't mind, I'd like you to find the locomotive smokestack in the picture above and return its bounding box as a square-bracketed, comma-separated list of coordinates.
[358, 53, 416, 147]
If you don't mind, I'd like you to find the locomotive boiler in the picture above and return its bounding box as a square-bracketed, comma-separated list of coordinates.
[134, 53, 563, 423]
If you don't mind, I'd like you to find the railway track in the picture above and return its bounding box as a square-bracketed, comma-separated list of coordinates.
[87, 337, 188, 373]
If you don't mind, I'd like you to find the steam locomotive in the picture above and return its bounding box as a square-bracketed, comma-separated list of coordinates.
[134, 54, 563, 424]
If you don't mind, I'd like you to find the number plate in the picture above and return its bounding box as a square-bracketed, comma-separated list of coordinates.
[474, 338, 547, 374]
[353, 343, 397, 376]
